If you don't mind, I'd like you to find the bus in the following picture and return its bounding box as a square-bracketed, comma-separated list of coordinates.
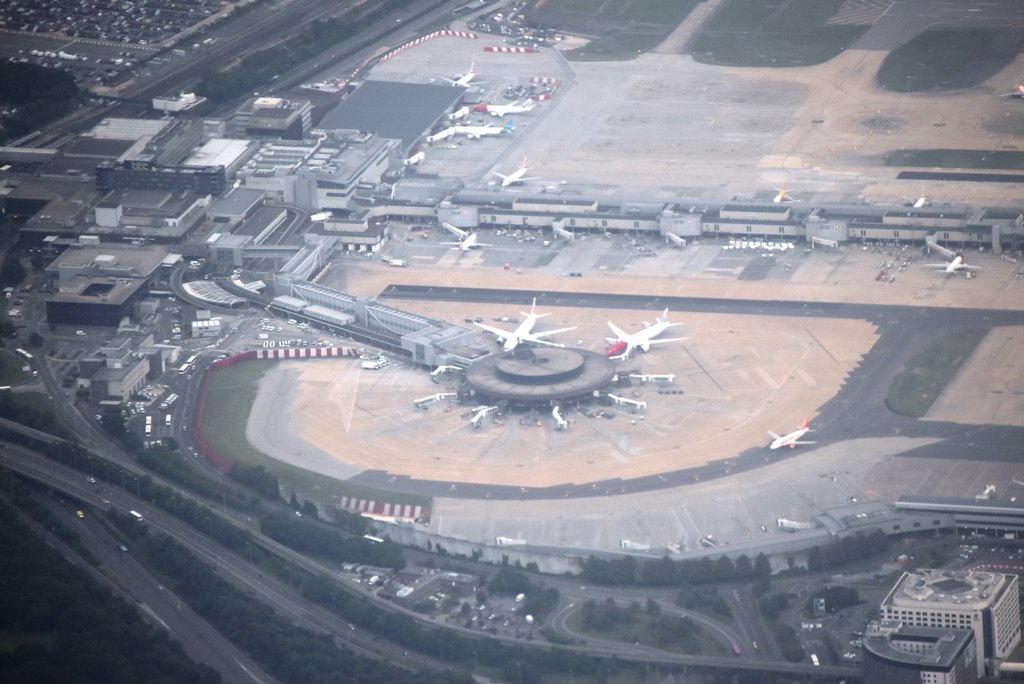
[144, 423, 152, 436]
[810, 654, 820, 667]
[178, 353, 199, 375]
[129, 510, 144, 521]
[15, 348, 33, 361]
[164, 414, 172, 426]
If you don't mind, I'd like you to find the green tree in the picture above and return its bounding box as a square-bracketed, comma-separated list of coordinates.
[0, 254, 26, 287]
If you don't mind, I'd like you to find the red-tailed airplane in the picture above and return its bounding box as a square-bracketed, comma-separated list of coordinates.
[923, 235, 980, 275]
[768, 418, 816, 450]
[493, 158, 540, 187]
[605, 309, 686, 360]
[440, 222, 491, 251]
[484, 100, 537, 117]
[443, 63, 479, 88]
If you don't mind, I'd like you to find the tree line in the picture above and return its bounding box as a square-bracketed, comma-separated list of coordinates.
[0, 500, 221, 684]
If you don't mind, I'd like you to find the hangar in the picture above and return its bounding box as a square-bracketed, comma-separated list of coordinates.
[318, 80, 466, 155]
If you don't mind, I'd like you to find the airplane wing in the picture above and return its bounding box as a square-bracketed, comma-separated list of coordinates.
[922, 263, 952, 270]
[792, 440, 817, 446]
[768, 431, 782, 440]
[524, 326, 577, 341]
[607, 321, 631, 342]
[474, 322, 512, 338]
[521, 336, 566, 348]
[644, 337, 687, 346]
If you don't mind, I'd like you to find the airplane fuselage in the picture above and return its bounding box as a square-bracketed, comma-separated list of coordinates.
[770, 427, 810, 450]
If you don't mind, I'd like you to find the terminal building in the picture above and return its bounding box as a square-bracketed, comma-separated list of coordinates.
[879, 569, 1021, 676]
[862, 621, 977, 684]
[44, 243, 167, 326]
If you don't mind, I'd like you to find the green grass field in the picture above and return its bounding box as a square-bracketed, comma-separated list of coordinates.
[200, 360, 429, 511]
[689, 0, 867, 67]
[0, 349, 32, 385]
[887, 329, 988, 417]
[532, 0, 699, 61]
[565, 603, 728, 657]
[884, 149, 1024, 170]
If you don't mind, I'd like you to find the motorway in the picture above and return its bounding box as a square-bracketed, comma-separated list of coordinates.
[0, 435, 862, 680]
[20, 493, 276, 684]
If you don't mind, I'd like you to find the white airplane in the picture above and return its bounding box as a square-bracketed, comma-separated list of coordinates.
[444, 63, 479, 88]
[772, 186, 798, 204]
[475, 298, 576, 352]
[493, 158, 540, 187]
[911, 193, 928, 209]
[439, 222, 492, 251]
[605, 308, 686, 360]
[485, 100, 536, 117]
[468, 405, 497, 429]
[664, 232, 686, 247]
[997, 84, 1024, 98]
[769, 418, 816, 450]
[923, 235, 980, 275]
[452, 120, 515, 140]
[925, 253, 980, 275]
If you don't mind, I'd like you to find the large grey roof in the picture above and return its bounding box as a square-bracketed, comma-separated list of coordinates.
[319, 80, 464, 154]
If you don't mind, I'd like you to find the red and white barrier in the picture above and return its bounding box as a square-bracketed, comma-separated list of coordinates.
[338, 496, 427, 522]
[484, 46, 535, 53]
[255, 347, 360, 360]
[379, 29, 478, 63]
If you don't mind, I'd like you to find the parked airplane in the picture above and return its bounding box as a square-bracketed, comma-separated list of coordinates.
[493, 158, 540, 187]
[452, 120, 515, 139]
[443, 63, 479, 87]
[772, 186, 798, 203]
[924, 253, 980, 275]
[475, 298, 576, 352]
[768, 418, 816, 450]
[484, 100, 536, 117]
[923, 234, 980, 275]
[665, 232, 687, 247]
[440, 223, 492, 251]
[912, 193, 928, 209]
[605, 309, 685, 360]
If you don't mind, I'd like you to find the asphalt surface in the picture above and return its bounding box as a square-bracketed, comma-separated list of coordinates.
[349, 285, 1024, 500]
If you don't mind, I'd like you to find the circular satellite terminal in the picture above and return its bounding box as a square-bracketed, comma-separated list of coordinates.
[465, 348, 616, 406]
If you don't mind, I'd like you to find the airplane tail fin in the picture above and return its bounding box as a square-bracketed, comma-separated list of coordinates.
[657, 308, 670, 324]
[502, 120, 515, 133]
[800, 418, 809, 430]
